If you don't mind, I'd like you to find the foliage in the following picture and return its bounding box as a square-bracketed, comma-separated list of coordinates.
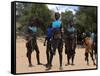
[16, 3, 97, 36]
[16, 3, 52, 35]
[76, 6, 97, 33]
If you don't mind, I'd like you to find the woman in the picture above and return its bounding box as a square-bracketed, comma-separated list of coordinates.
[47, 12, 63, 70]
[64, 20, 77, 65]
[25, 17, 42, 67]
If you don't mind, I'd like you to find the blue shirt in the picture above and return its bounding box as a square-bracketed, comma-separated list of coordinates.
[52, 20, 62, 28]
[67, 26, 76, 33]
[28, 26, 37, 33]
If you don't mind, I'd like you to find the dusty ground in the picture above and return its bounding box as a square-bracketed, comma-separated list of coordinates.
[16, 37, 97, 73]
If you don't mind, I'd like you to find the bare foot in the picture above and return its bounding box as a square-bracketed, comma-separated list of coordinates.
[29, 64, 33, 67]
[71, 63, 75, 66]
[59, 66, 63, 70]
[37, 63, 43, 65]
[65, 63, 70, 66]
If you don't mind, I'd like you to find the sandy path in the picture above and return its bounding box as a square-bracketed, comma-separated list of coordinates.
[16, 38, 97, 73]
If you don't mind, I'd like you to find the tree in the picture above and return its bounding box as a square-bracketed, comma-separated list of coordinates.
[61, 10, 74, 29]
[76, 6, 97, 33]
[16, 3, 52, 35]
